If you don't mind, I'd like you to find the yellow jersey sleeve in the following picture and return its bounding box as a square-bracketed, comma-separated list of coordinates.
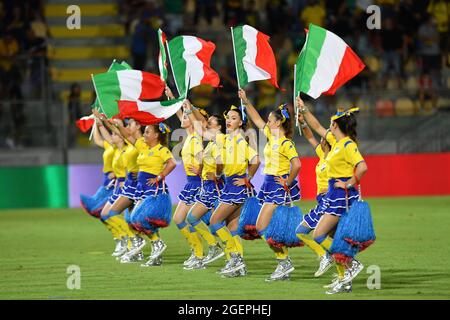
[103, 141, 109, 149]
[159, 146, 174, 163]
[135, 137, 146, 151]
[344, 141, 365, 167]
[281, 139, 298, 161]
[315, 144, 324, 159]
[325, 131, 336, 147]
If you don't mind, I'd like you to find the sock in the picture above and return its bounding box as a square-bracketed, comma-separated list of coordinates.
[147, 232, 159, 242]
[298, 233, 326, 257]
[231, 231, 243, 257]
[274, 249, 289, 260]
[321, 237, 333, 251]
[189, 226, 204, 258]
[110, 215, 136, 238]
[336, 263, 346, 280]
[102, 220, 122, 239]
[194, 221, 217, 246]
[103, 217, 126, 238]
[214, 224, 238, 255]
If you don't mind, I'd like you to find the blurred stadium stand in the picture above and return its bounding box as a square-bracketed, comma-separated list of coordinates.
[0, 0, 449, 166]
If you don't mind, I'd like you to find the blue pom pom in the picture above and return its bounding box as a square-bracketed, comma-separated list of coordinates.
[330, 200, 376, 264]
[263, 205, 303, 248]
[237, 197, 262, 240]
[80, 187, 113, 218]
[138, 193, 172, 229]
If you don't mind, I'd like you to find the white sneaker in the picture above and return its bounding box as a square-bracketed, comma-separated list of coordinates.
[149, 239, 167, 260]
[341, 260, 364, 284]
[323, 274, 340, 289]
[111, 239, 121, 257]
[325, 280, 352, 295]
[183, 257, 206, 270]
[183, 250, 196, 267]
[314, 252, 334, 277]
[220, 253, 245, 275]
[126, 236, 146, 259]
[141, 256, 162, 267]
[265, 258, 294, 282]
[112, 237, 128, 257]
[203, 244, 225, 265]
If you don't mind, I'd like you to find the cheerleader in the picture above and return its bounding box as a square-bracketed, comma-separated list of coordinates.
[238, 89, 301, 282]
[297, 97, 368, 294]
[113, 118, 176, 266]
[81, 115, 116, 219]
[165, 87, 219, 270]
[295, 112, 334, 277]
[209, 103, 261, 278]
[182, 99, 226, 267]
[93, 114, 137, 258]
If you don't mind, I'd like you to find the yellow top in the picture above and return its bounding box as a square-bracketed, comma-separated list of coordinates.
[112, 146, 127, 178]
[181, 132, 203, 176]
[222, 133, 258, 177]
[201, 133, 225, 180]
[326, 136, 365, 179]
[122, 139, 140, 173]
[315, 144, 328, 195]
[102, 141, 115, 173]
[136, 139, 174, 175]
[262, 126, 299, 176]
[325, 130, 337, 147]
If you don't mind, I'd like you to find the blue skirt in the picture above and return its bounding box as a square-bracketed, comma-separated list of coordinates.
[196, 179, 224, 210]
[257, 174, 301, 205]
[322, 178, 359, 217]
[134, 172, 169, 201]
[108, 177, 126, 204]
[302, 193, 327, 229]
[219, 174, 254, 205]
[178, 175, 202, 205]
[121, 172, 138, 199]
[103, 172, 114, 188]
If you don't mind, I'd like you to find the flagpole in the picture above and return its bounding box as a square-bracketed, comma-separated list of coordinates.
[231, 26, 244, 111]
[294, 64, 302, 136]
[165, 40, 181, 97]
[89, 117, 96, 141]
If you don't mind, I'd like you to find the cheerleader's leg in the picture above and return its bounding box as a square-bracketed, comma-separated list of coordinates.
[296, 222, 327, 258]
[174, 201, 204, 258]
[210, 203, 239, 256]
[187, 203, 218, 247]
[227, 206, 244, 257]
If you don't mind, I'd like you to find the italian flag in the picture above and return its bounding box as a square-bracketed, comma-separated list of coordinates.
[92, 60, 131, 111]
[76, 115, 95, 133]
[118, 98, 184, 125]
[295, 24, 365, 99]
[167, 36, 220, 97]
[158, 29, 168, 81]
[231, 25, 281, 89]
[92, 70, 165, 118]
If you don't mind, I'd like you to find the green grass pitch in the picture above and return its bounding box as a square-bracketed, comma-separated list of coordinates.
[1, 196, 450, 300]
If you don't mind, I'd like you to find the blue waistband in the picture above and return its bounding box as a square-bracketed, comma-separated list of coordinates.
[225, 174, 246, 184]
[186, 175, 201, 183]
[328, 177, 351, 189]
[126, 172, 138, 181]
[138, 172, 157, 181]
[263, 174, 289, 183]
[116, 177, 126, 183]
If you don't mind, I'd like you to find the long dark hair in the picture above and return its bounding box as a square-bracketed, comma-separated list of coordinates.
[334, 113, 357, 143]
[147, 124, 169, 146]
[272, 106, 293, 139]
[210, 114, 226, 134]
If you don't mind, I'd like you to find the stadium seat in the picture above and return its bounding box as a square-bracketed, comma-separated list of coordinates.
[375, 99, 395, 117]
[405, 76, 418, 91]
[437, 97, 450, 110]
[355, 98, 371, 115]
[363, 55, 381, 73]
[191, 85, 214, 108]
[395, 97, 416, 116]
[386, 77, 400, 90]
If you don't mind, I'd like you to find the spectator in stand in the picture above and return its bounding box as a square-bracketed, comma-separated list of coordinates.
[67, 83, 82, 147]
[194, 0, 216, 26]
[419, 72, 438, 112]
[223, 0, 243, 27]
[427, 0, 449, 66]
[379, 17, 404, 77]
[130, 11, 154, 70]
[418, 14, 441, 76]
[300, 0, 326, 28]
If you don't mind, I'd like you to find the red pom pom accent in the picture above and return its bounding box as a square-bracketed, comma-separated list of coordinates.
[145, 217, 169, 228]
[332, 253, 353, 266]
[241, 225, 261, 240]
[344, 238, 375, 252]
